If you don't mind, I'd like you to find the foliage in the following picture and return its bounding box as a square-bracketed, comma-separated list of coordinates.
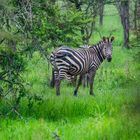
[32, 4, 85, 47]
[0, 46, 26, 118]
[0, 0, 91, 115]
[0, 2, 140, 140]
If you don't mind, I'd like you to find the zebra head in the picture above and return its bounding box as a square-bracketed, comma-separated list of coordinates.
[102, 36, 114, 62]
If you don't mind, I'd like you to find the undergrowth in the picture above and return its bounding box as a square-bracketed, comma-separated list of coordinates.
[0, 4, 140, 140]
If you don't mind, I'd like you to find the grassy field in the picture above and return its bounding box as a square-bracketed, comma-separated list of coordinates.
[0, 5, 140, 140]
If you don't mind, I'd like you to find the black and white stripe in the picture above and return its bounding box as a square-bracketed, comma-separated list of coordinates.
[50, 36, 114, 96]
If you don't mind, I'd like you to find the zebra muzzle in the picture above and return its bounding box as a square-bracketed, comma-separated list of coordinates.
[107, 56, 112, 62]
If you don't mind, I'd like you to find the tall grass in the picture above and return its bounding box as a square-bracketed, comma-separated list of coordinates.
[0, 4, 140, 140]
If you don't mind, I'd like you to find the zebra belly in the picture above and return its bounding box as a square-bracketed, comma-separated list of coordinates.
[54, 70, 74, 81]
[68, 65, 88, 76]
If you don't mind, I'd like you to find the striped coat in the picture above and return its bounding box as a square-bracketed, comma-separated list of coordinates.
[50, 36, 114, 96]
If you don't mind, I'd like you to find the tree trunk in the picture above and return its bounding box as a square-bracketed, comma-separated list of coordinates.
[121, 1, 129, 48]
[99, 0, 104, 26]
[138, 1, 140, 39]
[134, 0, 138, 30]
[116, 0, 130, 48]
[135, 0, 140, 39]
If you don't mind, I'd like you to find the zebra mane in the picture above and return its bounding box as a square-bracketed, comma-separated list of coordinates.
[90, 40, 105, 62]
[90, 40, 104, 48]
[79, 45, 90, 49]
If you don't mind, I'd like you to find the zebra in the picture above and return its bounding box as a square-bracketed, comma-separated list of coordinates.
[50, 36, 115, 96]
[50, 45, 90, 88]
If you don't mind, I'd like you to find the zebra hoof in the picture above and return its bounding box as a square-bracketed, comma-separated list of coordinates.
[73, 94, 77, 97]
[74, 90, 77, 96]
[56, 93, 60, 96]
[90, 93, 95, 96]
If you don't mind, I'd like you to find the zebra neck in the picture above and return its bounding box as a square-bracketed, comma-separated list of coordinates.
[93, 44, 105, 63]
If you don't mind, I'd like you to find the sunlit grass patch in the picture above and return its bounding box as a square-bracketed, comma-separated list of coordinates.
[0, 4, 140, 140]
[0, 113, 139, 140]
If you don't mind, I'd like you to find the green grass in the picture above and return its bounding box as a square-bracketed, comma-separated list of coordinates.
[0, 4, 140, 140]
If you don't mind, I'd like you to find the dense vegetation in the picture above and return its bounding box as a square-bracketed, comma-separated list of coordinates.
[0, 0, 140, 140]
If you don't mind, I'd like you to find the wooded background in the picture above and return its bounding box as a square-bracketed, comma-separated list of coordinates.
[0, 1, 140, 139]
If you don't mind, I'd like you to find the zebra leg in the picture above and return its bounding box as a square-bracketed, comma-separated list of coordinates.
[87, 74, 89, 87]
[50, 69, 55, 88]
[70, 76, 76, 87]
[55, 71, 61, 96]
[89, 71, 96, 96]
[74, 75, 83, 96]
[83, 74, 86, 88]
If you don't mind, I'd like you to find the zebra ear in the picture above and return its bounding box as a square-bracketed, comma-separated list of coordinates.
[102, 36, 106, 42]
[111, 36, 115, 42]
